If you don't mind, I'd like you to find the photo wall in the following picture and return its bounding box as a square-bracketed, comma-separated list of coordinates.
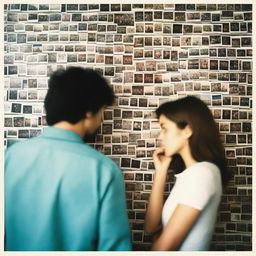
[4, 3, 252, 250]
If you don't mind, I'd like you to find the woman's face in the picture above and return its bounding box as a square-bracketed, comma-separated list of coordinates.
[158, 114, 189, 157]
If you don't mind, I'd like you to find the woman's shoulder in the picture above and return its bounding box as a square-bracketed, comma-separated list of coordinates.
[181, 161, 221, 181]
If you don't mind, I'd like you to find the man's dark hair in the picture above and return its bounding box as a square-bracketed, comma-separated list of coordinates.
[44, 67, 115, 125]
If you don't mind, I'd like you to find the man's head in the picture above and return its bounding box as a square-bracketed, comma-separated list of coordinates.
[44, 67, 115, 135]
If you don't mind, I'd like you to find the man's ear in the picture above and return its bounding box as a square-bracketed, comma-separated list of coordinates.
[184, 125, 193, 138]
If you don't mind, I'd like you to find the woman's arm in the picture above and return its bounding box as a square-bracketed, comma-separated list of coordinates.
[151, 203, 201, 251]
[144, 148, 172, 234]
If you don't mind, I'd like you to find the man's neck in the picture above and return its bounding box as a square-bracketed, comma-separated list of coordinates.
[53, 121, 85, 138]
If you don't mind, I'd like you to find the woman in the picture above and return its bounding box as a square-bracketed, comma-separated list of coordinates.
[145, 96, 229, 251]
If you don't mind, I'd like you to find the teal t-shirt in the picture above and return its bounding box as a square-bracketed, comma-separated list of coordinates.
[5, 126, 131, 251]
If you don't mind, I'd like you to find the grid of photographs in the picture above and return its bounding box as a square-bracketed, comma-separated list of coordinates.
[4, 4, 252, 251]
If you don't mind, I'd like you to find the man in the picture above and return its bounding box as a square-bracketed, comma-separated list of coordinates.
[5, 67, 131, 251]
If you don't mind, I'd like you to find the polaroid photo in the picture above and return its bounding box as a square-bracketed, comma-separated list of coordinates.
[122, 120, 132, 130]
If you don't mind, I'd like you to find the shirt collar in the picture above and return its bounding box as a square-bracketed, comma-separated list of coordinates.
[41, 126, 84, 144]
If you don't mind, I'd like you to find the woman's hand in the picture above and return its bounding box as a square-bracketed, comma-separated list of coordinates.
[153, 148, 172, 173]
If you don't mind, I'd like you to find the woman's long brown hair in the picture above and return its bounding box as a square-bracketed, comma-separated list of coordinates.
[156, 96, 229, 186]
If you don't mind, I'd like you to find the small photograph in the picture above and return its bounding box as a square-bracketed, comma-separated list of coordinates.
[212, 95, 222, 106]
[203, 25, 212, 32]
[114, 34, 122, 42]
[123, 55, 133, 65]
[153, 37, 162, 46]
[231, 22, 239, 31]
[218, 73, 229, 81]
[145, 11, 153, 21]
[144, 74, 154, 83]
[227, 49, 236, 57]
[220, 60, 229, 70]
[11, 103, 22, 113]
[166, 62, 178, 72]
[136, 23, 144, 33]
[181, 37, 191, 46]
[154, 11, 163, 20]
[175, 12, 186, 21]
[145, 61, 156, 71]
[110, 4, 120, 11]
[49, 13, 61, 22]
[28, 90, 38, 100]
[192, 37, 202, 46]
[170, 71, 182, 82]
[183, 24, 193, 34]
[145, 37, 153, 46]
[211, 83, 221, 92]
[123, 35, 133, 43]
[8, 66, 18, 75]
[154, 49, 162, 59]
[28, 79, 37, 89]
[163, 24, 172, 33]
[145, 24, 154, 33]
[4, 55, 14, 64]
[18, 130, 30, 139]
[77, 54, 86, 62]
[7, 130, 18, 137]
[136, 150, 146, 158]
[18, 90, 27, 100]
[134, 74, 143, 83]
[8, 90, 18, 100]
[124, 72, 133, 83]
[241, 37, 252, 47]
[136, 62, 145, 71]
[237, 49, 246, 57]
[134, 37, 144, 47]
[144, 86, 154, 95]
[139, 98, 148, 107]
[173, 24, 182, 33]
[210, 36, 221, 44]
[133, 121, 142, 131]
[172, 38, 180, 46]
[163, 50, 170, 59]
[242, 61, 252, 71]
[220, 123, 230, 132]
[163, 37, 171, 46]
[122, 4, 131, 11]
[200, 59, 208, 69]
[135, 11, 143, 22]
[114, 14, 134, 26]
[164, 11, 173, 20]
[189, 48, 200, 56]
[210, 60, 218, 70]
[171, 51, 178, 61]
[102, 123, 112, 134]
[13, 117, 24, 127]
[187, 12, 200, 20]
[154, 23, 162, 33]
[232, 38, 240, 47]
[238, 74, 247, 84]
[119, 97, 129, 106]
[133, 110, 143, 118]
[178, 50, 188, 60]
[122, 120, 132, 130]
[188, 59, 199, 69]
[144, 50, 153, 58]
[130, 98, 138, 106]
[132, 86, 144, 95]
[209, 48, 217, 57]
[155, 74, 163, 83]
[30, 129, 42, 138]
[4, 118, 13, 127]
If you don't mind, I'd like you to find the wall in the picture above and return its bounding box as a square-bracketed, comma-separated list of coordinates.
[4, 3, 252, 250]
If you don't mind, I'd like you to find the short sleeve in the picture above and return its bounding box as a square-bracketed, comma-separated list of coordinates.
[176, 166, 217, 210]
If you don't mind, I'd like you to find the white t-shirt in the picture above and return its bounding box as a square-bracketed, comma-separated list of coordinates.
[162, 161, 222, 251]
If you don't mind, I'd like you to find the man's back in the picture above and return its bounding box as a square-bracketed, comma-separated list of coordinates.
[5, 127, 131, 251]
